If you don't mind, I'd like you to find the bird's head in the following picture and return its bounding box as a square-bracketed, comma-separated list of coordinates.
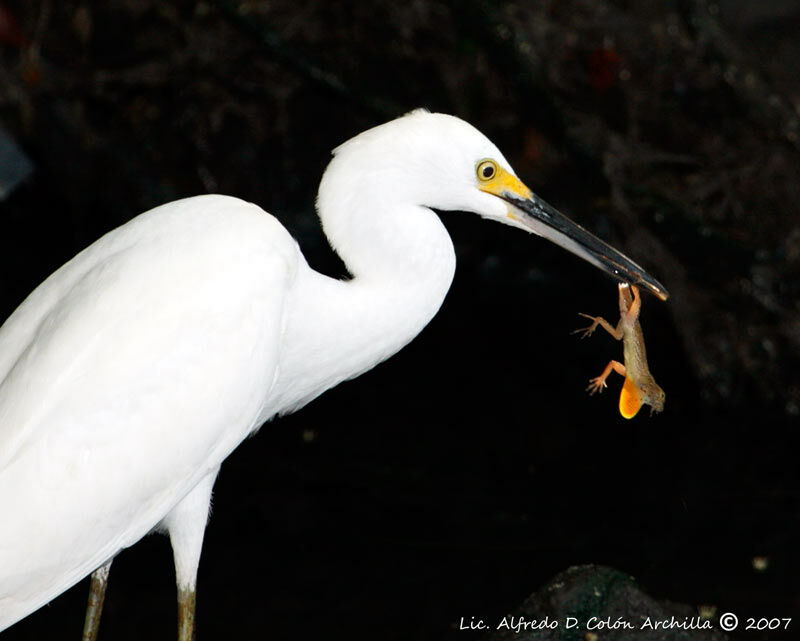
[319, 110, 667, 299]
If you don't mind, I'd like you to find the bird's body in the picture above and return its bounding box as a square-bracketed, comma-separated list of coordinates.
[0, 196, 292, 627]
[0, 110, 666, 637]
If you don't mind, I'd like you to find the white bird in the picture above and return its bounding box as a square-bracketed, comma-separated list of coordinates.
[0, 110, 667, 640]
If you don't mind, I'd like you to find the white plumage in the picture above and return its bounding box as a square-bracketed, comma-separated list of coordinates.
[0, 110, 665, 638]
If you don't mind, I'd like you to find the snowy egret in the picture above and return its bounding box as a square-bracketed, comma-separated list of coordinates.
[0, 110, 667, 640]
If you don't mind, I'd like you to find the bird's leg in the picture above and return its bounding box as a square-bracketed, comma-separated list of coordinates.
[177, 586, 196, 641]
[164, 470, 218, 641]
[586, 360, 626, 395]
[573, 313, 623, 340]
[82, 560, 112, 641]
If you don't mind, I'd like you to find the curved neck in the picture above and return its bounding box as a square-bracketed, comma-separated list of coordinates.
[272, 203, 456, 415]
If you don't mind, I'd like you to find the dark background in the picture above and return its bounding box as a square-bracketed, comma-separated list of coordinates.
[1, 0, 800, 639]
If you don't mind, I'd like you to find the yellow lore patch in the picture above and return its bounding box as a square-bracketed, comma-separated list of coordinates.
[477, 165, 533, 201]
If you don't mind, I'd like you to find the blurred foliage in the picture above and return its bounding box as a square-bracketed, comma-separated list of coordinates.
[1, 0, 798, 413]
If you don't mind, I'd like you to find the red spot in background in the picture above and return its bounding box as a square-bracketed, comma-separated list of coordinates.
[588, 47, 622, 92]
[0, 2, 26, 48]
[522, 127, 546, 167]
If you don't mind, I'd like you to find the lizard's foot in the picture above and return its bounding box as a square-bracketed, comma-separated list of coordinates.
[573, 313, 600, 339]
[586, 376, 607, 395]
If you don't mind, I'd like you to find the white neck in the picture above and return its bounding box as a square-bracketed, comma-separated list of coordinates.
[270, 201, 456, 416]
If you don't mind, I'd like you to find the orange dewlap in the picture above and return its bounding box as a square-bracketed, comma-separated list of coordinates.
[619, 376, 642, 419]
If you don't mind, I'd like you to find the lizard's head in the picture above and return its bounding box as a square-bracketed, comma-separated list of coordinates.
[643, 381, 666, 416]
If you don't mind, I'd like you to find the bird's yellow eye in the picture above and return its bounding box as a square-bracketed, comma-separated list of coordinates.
[476, 160, 497, 182]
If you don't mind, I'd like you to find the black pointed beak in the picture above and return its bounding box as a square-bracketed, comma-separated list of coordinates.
[503, 193, 669, 300]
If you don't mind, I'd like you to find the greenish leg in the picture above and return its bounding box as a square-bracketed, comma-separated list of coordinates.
[82, 561, 112, 641]
[177, 586, 197, 641]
